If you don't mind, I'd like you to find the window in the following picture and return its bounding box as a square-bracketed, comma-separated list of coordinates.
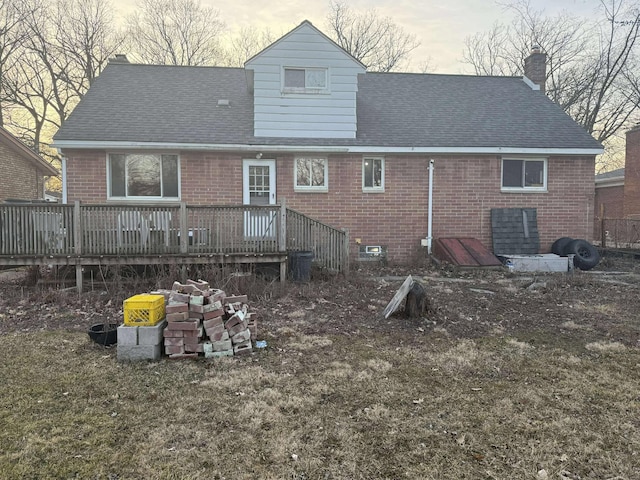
[363, 157, 384, 191]
[501, 158, 547, 192]
[295, 157, 328, 191]
[108, 153, 179, 199]
[283, 67, 328, 93]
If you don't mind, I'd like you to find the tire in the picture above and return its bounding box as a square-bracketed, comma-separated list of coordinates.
[551, 237, 574, 256]
[565, 239, 600, 270]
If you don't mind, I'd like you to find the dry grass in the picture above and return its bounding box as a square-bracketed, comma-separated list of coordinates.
[1, 326, 639, 479]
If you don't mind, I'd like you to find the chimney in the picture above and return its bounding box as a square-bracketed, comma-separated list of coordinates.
[109, 54, 130, 64]
[524, 45, 546, 94]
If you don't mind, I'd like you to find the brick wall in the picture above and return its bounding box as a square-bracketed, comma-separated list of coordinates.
[623, 126, 640, 219]
[64, 149, 595, 263]
[0, 142, 43, 200]
[595, 185, 624, 219]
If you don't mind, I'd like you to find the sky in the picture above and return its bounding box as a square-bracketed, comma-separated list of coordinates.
[114, 0, 603, 73]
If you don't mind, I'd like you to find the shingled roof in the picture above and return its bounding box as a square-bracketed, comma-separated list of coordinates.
[54, 62, 602, 152]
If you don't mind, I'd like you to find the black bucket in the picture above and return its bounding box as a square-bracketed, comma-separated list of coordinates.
[88, 323, 118, 346]
[289, 251, 313, 282]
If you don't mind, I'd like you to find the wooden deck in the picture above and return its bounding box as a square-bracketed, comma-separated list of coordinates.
[0, 202, 349, 291]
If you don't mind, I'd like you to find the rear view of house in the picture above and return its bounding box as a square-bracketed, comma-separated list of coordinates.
[53, 20, 602, 264]
[0, 127, 58, 202]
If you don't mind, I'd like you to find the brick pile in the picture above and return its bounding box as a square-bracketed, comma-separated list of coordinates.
[160, 279, 258, 360]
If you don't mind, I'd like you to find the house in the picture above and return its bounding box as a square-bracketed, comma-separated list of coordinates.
[52, 20, 603, 264]
[0, 126, 58, 202]
[594, 124, 640, 221]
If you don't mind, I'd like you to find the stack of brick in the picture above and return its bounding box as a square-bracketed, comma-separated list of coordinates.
[162, 279, 258, 359]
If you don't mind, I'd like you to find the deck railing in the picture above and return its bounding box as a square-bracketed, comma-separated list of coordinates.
[286, 208, 349, 273]
[0, 202, 349, 273]
[0, 202, 284, 256]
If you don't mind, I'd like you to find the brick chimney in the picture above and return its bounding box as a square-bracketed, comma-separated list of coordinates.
[623, 124, 640, 218]
[524, 45, 547, 94]
[109, 54, 130, 64]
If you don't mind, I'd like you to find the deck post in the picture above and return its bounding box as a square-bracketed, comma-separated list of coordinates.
[179, 202, 188, 254]
[280, 198, 287, 283]
[342, 228, 350, 276]
[73, 201, 83, 293]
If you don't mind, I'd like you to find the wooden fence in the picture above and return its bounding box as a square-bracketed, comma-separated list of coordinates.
[0, 202, 349, 274]
[596, 218, 640, 249]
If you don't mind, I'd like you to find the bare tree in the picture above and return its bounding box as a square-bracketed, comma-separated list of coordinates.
[53, 0, 125, 95]
[325, 0, 420, 72]
[2, 0, 121, 165]
[0, 0, 36, 127]
[461, 0, 640, 148]
[126, 0, 225, 66]
[221, 26, 275, 67]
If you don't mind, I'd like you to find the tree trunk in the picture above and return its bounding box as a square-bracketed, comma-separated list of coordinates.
[405, 281, 429, 318]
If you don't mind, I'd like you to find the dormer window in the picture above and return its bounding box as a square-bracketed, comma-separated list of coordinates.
[283, 67, 328, 94]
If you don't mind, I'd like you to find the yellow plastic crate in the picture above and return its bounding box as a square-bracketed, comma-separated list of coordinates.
[124, 294, 165, 326]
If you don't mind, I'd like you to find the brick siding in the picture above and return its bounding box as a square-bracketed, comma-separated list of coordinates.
[64, 149, 595, 263]
[0, 142, 45, 201]
[623, 126, 640, 219]
[595, 185, 624, 219]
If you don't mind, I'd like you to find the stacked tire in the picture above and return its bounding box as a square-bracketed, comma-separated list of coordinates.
[551, 237, 600, 271]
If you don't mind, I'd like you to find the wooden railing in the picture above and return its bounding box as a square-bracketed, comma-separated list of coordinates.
[0, 202, 349, 273]
[596, 218, 640, 249]
[0, 202, 285, 256]
[286, 208, 349, 273]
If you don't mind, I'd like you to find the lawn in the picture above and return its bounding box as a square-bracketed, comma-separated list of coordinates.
[0, 265, 639, 479]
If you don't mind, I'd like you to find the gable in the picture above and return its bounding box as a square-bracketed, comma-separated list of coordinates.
[245, 21, 366, 139]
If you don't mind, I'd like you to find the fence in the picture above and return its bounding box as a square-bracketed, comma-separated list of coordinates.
[596, 218, 640, 249]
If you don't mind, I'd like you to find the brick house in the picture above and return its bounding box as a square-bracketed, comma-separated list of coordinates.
[52, 21, 602, 264]
[594, 125, 640, 221]
[0, 126, 58, 202]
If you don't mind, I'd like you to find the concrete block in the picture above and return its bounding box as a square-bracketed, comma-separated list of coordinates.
[205, 349, 233, 359]
[117, 344, 162, 362]
[117, 325, 138, 346]
[189, 294, 204, 306]
[231, 329, 251, 345]
[138, 320, 166, 346]
[212, 338, 232, 352]
[203, 300, 222, 312]
[233, 341, 252, 356]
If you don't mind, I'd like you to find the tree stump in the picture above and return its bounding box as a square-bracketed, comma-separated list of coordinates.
[405, 281, 429, 318]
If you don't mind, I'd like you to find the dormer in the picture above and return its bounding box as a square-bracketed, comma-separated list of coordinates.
[245, 21, 366, 139]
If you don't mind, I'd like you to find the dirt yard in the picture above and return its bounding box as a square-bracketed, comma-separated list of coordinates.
[0, 257, 639, 479]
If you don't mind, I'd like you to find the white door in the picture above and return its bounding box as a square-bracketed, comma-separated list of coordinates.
[242, 160, 277, 238]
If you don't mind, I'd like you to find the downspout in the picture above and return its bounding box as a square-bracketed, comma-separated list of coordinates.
[427, 159, 435, 254]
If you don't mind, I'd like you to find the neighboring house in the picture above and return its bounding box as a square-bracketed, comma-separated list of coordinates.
[52, 21, 603, 264]
[595, 168, 625, 219]
[0, 126, 58, 202]
[594, 124, 640, 221]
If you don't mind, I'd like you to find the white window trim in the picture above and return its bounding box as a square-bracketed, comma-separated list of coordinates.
[501, 157, 548, 193]
[362, 156, 385, 193]
[294, 156, 329, 193]
[282, 66, 330, 95]
[106, 152, 181, 202]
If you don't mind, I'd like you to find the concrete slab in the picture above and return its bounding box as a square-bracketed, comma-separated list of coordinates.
[506, 254, 570, 273]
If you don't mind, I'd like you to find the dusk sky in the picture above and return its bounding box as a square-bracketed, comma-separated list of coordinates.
[115, 0, 602, 73]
